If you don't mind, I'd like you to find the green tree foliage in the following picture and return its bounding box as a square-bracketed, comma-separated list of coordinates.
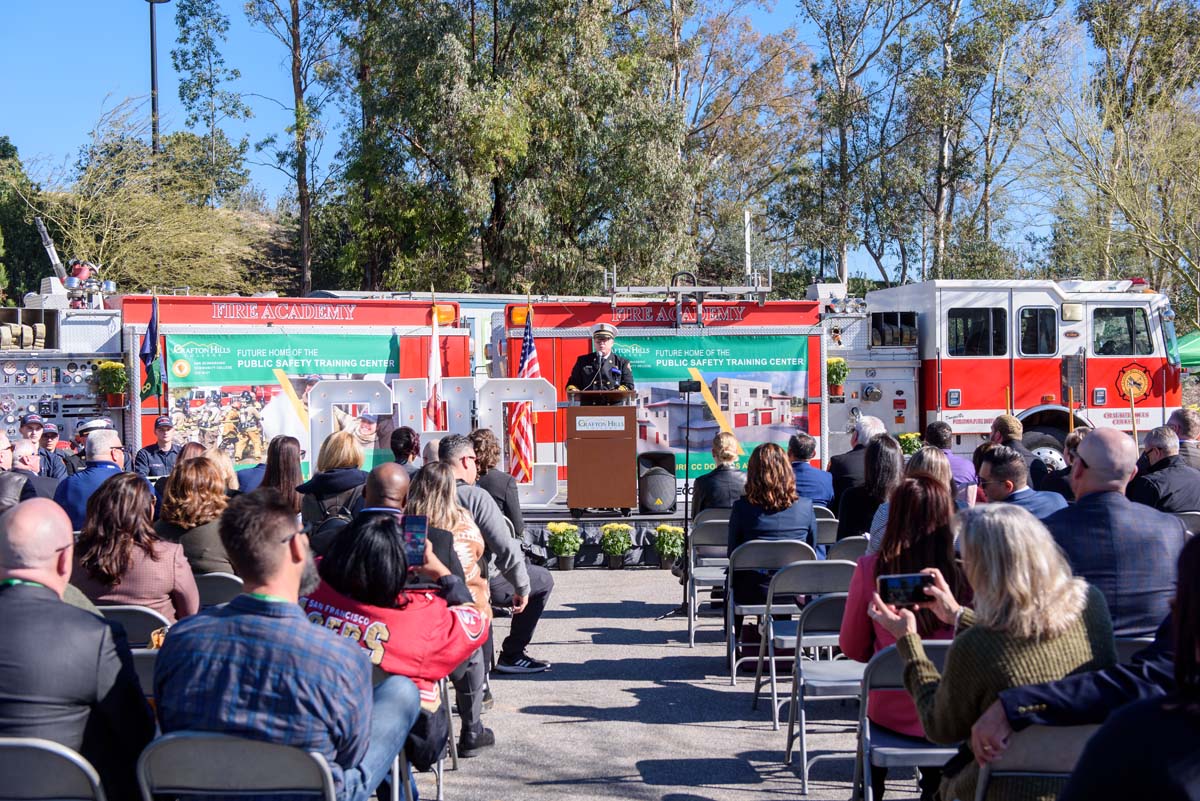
[161, 130, 250, 207]
[0, 138, 46, 302]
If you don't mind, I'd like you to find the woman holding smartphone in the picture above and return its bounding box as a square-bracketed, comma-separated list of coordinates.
[839, 474, 963, 800]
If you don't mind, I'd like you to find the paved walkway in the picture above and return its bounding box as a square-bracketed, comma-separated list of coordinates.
[418, 568, 924, 801]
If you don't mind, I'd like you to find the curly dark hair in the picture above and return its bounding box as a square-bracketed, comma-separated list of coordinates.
[77, 473, 160, 586]
[744, 443, 798, 514]
[160, 456, 228, 529]
[469, 428, 501, 474]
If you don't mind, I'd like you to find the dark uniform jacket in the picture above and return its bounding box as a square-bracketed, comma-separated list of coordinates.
[133, 443, 182, 479]
[38, 447, 67, 480]
[1126, 454, 1200, 513]
[13, 468, 59, 501]
[566, 351, 634, 405]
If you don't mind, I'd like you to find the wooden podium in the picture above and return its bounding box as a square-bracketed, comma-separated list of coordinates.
[566, 390, 637, 514]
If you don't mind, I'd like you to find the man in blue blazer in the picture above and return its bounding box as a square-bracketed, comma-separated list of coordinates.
[1043, 427, 1188, 637]
[788, 432, 833, 509]
[978, 446, 1067, 519]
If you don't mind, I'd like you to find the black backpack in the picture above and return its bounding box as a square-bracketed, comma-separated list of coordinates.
[309, 486, 363, 556]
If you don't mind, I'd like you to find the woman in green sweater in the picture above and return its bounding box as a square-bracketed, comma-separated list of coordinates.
[869, 504, 1116, 801]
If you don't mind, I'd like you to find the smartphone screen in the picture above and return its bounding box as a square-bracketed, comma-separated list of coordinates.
[401, 515, 428, 567]
[877, 573, 934, 607]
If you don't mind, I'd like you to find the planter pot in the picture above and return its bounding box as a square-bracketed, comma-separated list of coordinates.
[606, 554, 626, 570]
[659, 554, 676, 570]
[105, 393, 127, 408]
[829, 384, 845, 397]
[555, 554, 576, 571]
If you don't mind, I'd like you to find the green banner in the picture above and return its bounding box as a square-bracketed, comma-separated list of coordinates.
[166, 333, 400, 387]
[617, 334, 807, 379]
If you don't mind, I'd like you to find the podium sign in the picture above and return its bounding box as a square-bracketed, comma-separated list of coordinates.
[566, 405, 637, 510]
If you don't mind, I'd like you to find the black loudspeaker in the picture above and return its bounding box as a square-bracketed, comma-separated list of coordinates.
[638, 452, 678, 514]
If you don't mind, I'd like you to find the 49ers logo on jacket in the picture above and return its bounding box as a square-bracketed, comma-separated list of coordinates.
[451, 605, 488, 641]
[1116, 363, 1152, 403]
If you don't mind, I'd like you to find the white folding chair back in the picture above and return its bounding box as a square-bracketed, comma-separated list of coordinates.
[694, 508, 733, 527]
[813, 505, 836, 520]
[0, 737, 107, 801]
[860, 642, 957, 801]
[725, 540, 817, 683]
[99, 605, 171, 648]
[194, 572, 244, 608]
[137, 732, 337, 801]
[816, 518, 840, 545]
[130, 648, 157, 699]
[1175, 511, 1200, 536]
[687, 519, 731, 647]
[753, 561, 857, 728]
[974, 724, 1099, 801]
[827, 536, 868, 562]
[1115, 636, 1154, 665]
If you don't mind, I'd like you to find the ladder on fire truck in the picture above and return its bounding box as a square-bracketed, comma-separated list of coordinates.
[601, 263, 773, 327]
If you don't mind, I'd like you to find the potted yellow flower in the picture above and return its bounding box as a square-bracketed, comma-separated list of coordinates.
[546, 522, 583, 571]
[654, 524, 685, 570]
[599, 523, 634, 570]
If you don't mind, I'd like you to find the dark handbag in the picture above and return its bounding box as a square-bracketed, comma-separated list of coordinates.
[405, 703, 450, 772]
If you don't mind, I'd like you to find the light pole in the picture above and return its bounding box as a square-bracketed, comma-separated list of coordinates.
[146, 0, 171, 155]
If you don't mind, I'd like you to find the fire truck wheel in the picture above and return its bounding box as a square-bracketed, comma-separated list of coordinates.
[1023, 432, 1067, 471]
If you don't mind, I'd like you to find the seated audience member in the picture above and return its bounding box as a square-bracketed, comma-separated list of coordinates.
[828, 415, 886, 512]
[839, 434, 903, 540]
[870, 504, 1116, 801]
[977, 445, 1067, 519]
[0, 432, 24, 513]
[1126, 425, 1200, 513]
[133, 416, 182, 479]
[235, 441, 270, 494]
[841, 475, 964, 800]
[0, 499, 154, 799]
[421, 438, 441, 466]
[441, 434, 552, 676]
[62, 418, 115, 477]
[154, 457, 234, 575]
[299, 431, 368, 528]
[1137, 407, 1200, 474]
[924, 421, 976, 503]
[302, 513, 488, 760]
[155, 490, 422, 801]
[19, 413, 67, 480]
[72, 473, 199, 622]
[1040, 428, 1089, 502]
[1056, 535, 1200, 801]
[788, 432, 832, 509]
[260, 435, 304, 521]
[391, 426, 422, 477]
[989, 414, 1048, 489]
[867, 446, 954, 554]
[204, 447, 241, 498]
[728, 442, 818, 606]
[11, 439, 60, 501]
[1043, 427, 1188, 637]
[360, 463, 465, 583]
[154, 441, 204, 505]
[470, 428, 523, 536]
[694, 431, 748, 514]
[54, 428, 128, 531]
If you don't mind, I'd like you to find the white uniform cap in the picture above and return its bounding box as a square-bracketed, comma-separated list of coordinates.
[590, 323, 617, 340]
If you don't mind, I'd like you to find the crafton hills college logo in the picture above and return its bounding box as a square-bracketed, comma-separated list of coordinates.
[1116, 363, 1152, 403]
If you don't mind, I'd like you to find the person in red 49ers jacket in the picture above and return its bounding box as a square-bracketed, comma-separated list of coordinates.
[301, 512, 488, 711]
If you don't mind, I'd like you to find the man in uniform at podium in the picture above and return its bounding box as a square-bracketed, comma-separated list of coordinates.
[566, 323, 635, 405]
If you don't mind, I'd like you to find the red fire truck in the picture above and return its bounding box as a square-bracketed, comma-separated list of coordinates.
[819, 278, 1182, 464]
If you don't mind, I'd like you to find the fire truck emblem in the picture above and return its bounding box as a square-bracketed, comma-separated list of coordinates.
[1116, 363, 1151, 402]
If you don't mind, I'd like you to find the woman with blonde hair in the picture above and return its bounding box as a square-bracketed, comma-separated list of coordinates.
[154, 456, 234, 574]
[692, 431, 746, 515]
[407, 462, 489, 613]
[204, 447, 240, 496]
[867, 446, 955, 554]
[297, 430, 367, 527]
[870, 503, 1116, 801]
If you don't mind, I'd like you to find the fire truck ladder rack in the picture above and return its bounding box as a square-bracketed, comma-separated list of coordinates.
[602, 268, 772, 328]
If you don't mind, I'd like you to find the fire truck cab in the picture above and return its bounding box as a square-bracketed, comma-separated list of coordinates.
[824, 279, 1181, 465]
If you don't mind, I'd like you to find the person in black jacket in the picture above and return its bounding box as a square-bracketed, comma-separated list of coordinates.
[837, 434, 903, 540]
[565, 323, 634, 405]
[1041, 428, 1090, 502]
[10, 439, 60, 500]
[297, 431, 368, 528]
[0, 499, 155, 799]
[469, 428, 523, 538]
[828, 415, 886, 513]
[1126, 426, 1200, 513]
[692, 432, 747, 515]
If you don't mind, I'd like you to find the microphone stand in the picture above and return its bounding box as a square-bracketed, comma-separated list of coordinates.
[659, 385, 693, 620]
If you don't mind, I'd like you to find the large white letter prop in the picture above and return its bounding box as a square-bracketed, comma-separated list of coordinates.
[391, 378, 473, 437]
[307, 380, 394, 466]
[475, 377, 558, 506]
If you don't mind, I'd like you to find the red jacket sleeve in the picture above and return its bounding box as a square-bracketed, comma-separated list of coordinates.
[410, 599, 488, 683]
[839, 554, 877, 663]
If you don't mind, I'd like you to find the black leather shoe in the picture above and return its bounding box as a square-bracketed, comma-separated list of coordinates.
[459, 727, 496, 758]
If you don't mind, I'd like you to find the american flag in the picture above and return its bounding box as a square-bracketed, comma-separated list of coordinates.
[508, 305, 540, 482]
[424, 304, 446, 430]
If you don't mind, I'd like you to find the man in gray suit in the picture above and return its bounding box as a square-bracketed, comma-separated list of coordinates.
[0, 499, 154, 798]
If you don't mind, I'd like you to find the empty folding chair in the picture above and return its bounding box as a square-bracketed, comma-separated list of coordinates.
[1174, 511, 1200, 536]
[687, 519, 730, 647]
[99, 605, 171, 648]
[827, 536, 869, 562]
[859, 642, 957, 801]
[783, 594, 868, 793]
[973, 724, 1099, 801]
[725, 540, 817, 684]
[193, 572, 244, 608]
[0, 737, 107, 801]
[816, 518, 840, 546]
[751, 561, 858, 729]
[693, 508, 733, 527]
[138, 732, 336, 801]
[1115, 636, 1155, 665]
[813, 506, 836, 521]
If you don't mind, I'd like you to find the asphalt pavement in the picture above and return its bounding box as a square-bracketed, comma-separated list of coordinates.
[417, 568, 924, 801]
